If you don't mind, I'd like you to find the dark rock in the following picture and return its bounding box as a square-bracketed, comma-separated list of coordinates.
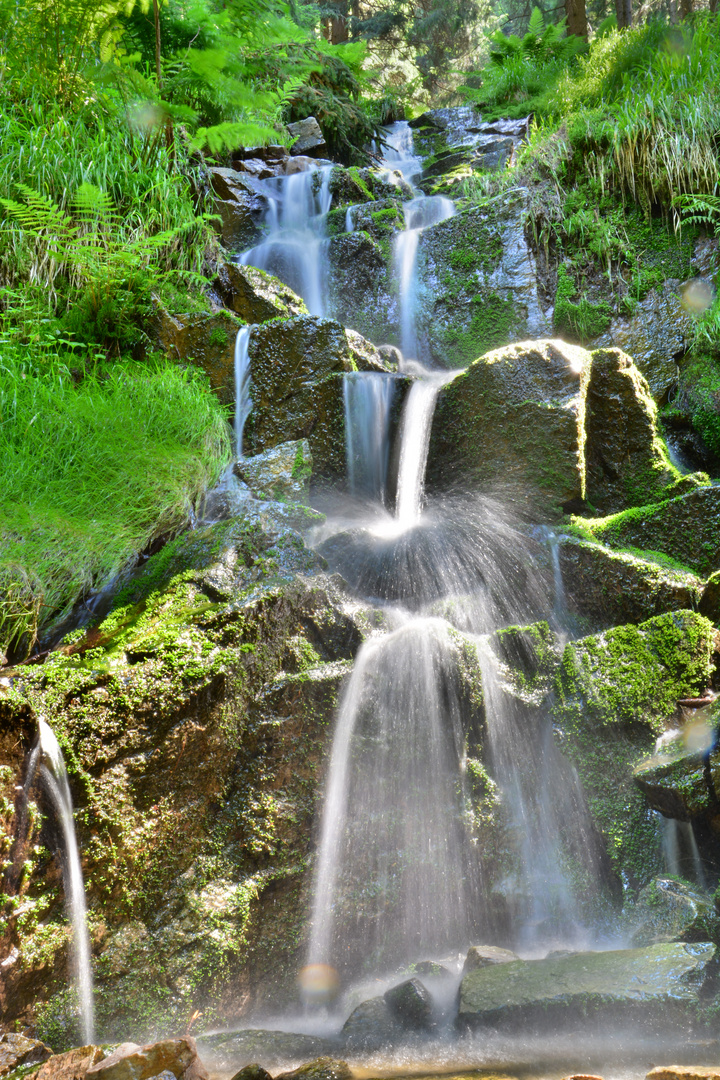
[558, 536, 703, 627]
[233, 145, 289, 164]
[457, 942, 717, 1031]
[85, 1039, 206, 1080]
[341, 995, 404, 1052]
[208, 168, 268, 250]
[326, 231, 396, 345]
[700, 571, 720, 622]
[0, 1034, 52, 1077]
[215, 262, 308, 322]
[287, 117, 327, 158]
[383, 977, 433, 1029]
[633, 712, 719, 823]
[274, 1059, 352, 1080]
[462, 944, 520, 973]
[229, 1067, 273, 1080]
[33, 1048, 105, 1080]
[409, 960, 452, 978]
[583, 347, 677, 514]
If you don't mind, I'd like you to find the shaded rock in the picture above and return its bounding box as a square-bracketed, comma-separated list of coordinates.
[624, 878, 720, 947]
[208, 168, 268, 250]
[326, 231, 397, 345]
[341, 995, 404, 1052]
[215, 263, 308, 322]
[287, 117, 327, 158]
[583, 486, 720, 578]
[0, 1034, 52, 1077]
[235, 440, 312, 504]
[558, 536, 703, 627]
[700, 570, 720, 622]
[229, 1067, 273, 1080]
[457, 942, 717, 1030]
[427, 339, 587, 517]
[415, 193, 550, 367]
[463, 944, 520, 973]
[591, 283, 693, 402]
[197, 1033, 333, 1073]
[633, 709, 720, 825]
[553, 610, 717, 886]
[274, 1059, 351, 1080]
[33, 1048, 105, 1080]
[583, 348, 677, 514]
[153, 307, 242, 407]
[383, 977, 433, 1029]
[85, 1039, 205, 1080]
[233, 145, 289, 165]
[245, 316, 354, 479]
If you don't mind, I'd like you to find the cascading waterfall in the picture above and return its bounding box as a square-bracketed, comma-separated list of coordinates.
[234, 325, 253, 458]
[34, 721, 95, 1043]
[343, 372, 396, 503]
[394, 369, 456, 527]
[239, 165, 333, 316]
[307, 617, 471, 975]
[395, 197, 454, 360]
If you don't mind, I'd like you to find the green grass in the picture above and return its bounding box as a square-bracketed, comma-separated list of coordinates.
[0, 350, 231, 658]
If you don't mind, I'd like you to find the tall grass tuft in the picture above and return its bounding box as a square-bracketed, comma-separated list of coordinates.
[0, 349, 230, 657]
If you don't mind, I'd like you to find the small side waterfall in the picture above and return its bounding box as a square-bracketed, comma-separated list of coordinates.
[234, 325, 253, 458]
[37, 721, 95, 1043]
[662, 817, 706, 885]
[344, 372, 396, 503]
[240, 165, 333, 316]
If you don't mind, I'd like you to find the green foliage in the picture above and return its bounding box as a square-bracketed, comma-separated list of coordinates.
[554, 264, 611, 343]
[0, 352, 230, 657]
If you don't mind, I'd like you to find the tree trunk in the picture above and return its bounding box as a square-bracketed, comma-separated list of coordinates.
[566, 0, 588, 39]
[614, 0, 632, 28]
[679, 0, 693, 16]
[329, 15, 349, 42]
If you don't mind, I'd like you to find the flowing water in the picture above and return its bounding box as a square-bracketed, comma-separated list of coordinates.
[234, 325, 253, 458]
[343, 371, 396, 504]
[240, 165, 333, 316]
[395, 197, 454, 360]
[35, 721, 95, 1043]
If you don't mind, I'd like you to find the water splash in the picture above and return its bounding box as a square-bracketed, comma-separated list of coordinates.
[38, 720, 95, 1043]
[234, 326, 253, 458]
[240, 165, 333, 316]
[344, 372, 396, 504]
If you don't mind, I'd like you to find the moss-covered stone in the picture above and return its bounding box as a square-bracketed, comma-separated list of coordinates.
[581, 486, 720, 579]
[624, 878, 720, 948]
[215, 262, 308, 323]
[326, 231, 397, 345]
[553, 611, 716, 888]
[152, 306, 244, 407]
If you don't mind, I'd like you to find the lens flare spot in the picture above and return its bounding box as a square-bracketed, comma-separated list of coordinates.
[298, 963, 339, 1003]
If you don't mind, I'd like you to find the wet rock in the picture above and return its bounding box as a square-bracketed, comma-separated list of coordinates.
[0, 1034, 52, 1077]
[197, 1033, 333, 1073]
[583, 348, 677, 514]
[591, 283, 693, 402]
[384, 977, 433, 1028]
[229, 1067, 273, 1080]
[647, 1069, 720, 1080]
[583, 486, 720, 578]
[344, 329, 392, 373]
[33, 1048, 105, 1080]
[553, 610, 717, 886]
[274, 1059, 352, 1080]
[341, 995, 405, 1051]
[235, 440, 312, 504]
[624, 877, 720, 946]
[233, 145, 289, 165]
[245, 315, 354, 479]
[427, 339, 587, 517]
[208, 168, 268, 250]
[700, 570, 720, 622]
[457, 942, 717, 1030]
[326, 231, 397, 345]
[633, 711, 720, 825]
[415, 193, 551, 367]
[462, 944, 520, 973]
[215, 263, 308, 323]
[152, 306, 242, 407]
[409, 959, 452, 978]
[287, 117, 327, 158]
[558, 536, 703, 627]
[85, 1039, 206, 1080]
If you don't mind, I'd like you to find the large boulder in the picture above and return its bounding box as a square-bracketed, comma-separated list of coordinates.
[341, 996, 404, 1052]
[383, 977, 433, 1029]
[553, 610, 716, 887]
[584, 486, 720, 578]
[153, 306, 243, 407]
[287, 116, 327, 158]
[457, 942, 717, 1031]
[415, 193, 551, 367]
[215, 262, 308, 322]
[244, 316, 355, 479]
[462, 944, 520, 973]
[427, 339, 587, 516]
[583, 348, 677, 513]
[85, 1039, 206, 1080]
[197, 1032, 334, 1073]
[326, 230, 398, 345]
[275, 1060, 352, 1080]
[0, 1034, 52, 1077]
[208, 167, 268, 250]
[558, 536, 703, 627]
[31, 1048, 105, 1080]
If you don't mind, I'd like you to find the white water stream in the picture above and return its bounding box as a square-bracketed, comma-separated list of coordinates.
[234, 326, 253, 458]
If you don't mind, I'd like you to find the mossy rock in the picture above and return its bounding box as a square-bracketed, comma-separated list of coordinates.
[152, 306, 244, 407]
[558, 536, 703, 628]
[553, 610, 716, 887]
[325, 231, 397, 345]
[215, 262, 308, 323]
[677, 350, 720, 459]
[624, 878, 720, 948]
[583, 486, 720, 579]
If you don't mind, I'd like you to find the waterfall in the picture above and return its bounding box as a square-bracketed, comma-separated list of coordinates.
[240, 165, 333, 317]
[394, 197, 454, 360]
[394, 368, 458, 528]
[343, 372, 396, 503]
[37, 720, 95, 1043]
[234, 326, 253, 458]
[307, 617, 470, 975]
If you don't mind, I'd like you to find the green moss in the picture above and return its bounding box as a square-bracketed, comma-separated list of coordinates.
[554, 264, 612, 342]
[679, 350, 720, 457]
[444, 292, 518, 364]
